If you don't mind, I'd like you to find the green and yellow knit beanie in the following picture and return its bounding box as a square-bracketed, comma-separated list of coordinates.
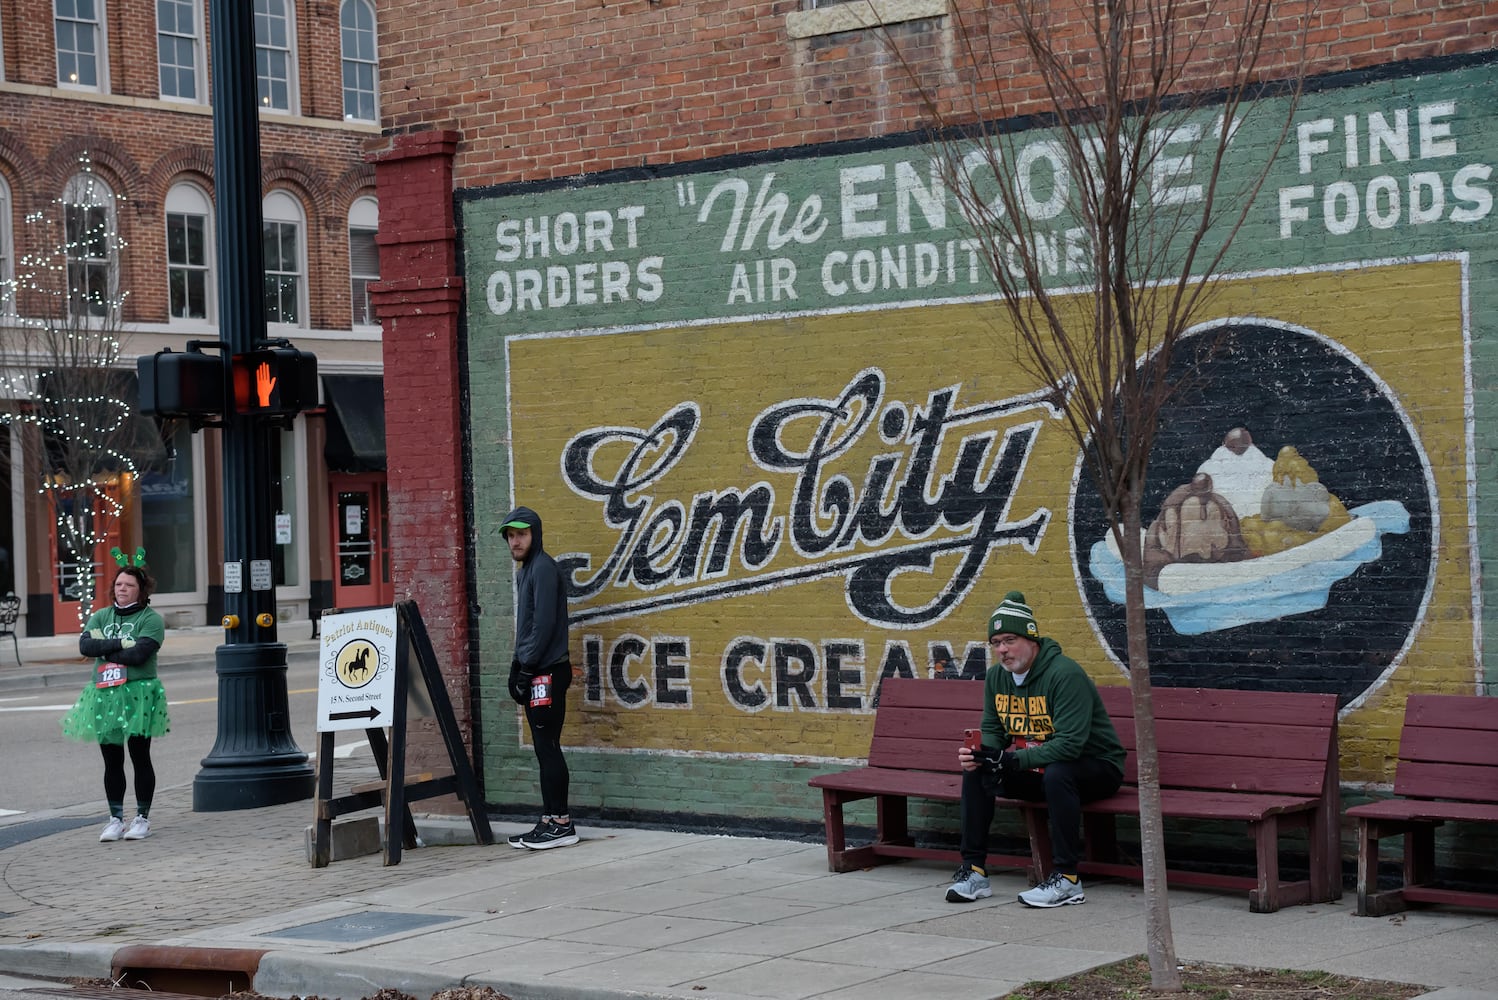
[988, 591, 1040, 641]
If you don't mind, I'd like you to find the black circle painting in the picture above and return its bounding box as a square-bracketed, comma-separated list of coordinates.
[1071, 320, 1435, 708]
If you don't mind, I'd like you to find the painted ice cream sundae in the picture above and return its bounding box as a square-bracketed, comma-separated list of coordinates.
[1090, 427, 1410, 634]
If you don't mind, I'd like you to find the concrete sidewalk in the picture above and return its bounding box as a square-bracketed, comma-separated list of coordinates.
[1, 766, 1497, 1000]
[2, 631, 1496, 999]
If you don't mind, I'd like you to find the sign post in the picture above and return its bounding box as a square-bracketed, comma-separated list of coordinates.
[311, 600, 492, 866]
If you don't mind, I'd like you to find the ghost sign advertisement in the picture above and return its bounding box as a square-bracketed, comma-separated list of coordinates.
[463, 62, 1488, 772]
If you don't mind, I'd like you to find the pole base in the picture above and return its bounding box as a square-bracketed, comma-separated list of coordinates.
[192, 641, 316, 812]
[193, 762, 315, 812]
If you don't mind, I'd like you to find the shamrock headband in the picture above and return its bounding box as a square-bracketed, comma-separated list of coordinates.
[111, 546, 147, 568]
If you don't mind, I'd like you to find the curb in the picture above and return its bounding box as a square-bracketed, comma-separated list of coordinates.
[0, 942, 116, 980]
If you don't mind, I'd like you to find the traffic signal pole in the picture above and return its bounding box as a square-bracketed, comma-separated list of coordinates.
[191, 0, 314, 811]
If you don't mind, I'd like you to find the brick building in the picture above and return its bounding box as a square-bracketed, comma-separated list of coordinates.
[0, 0, 390, 636]
[371, 1, 1497, 839]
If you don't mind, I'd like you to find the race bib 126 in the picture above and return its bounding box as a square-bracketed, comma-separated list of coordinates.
[95, 662, 126, 689]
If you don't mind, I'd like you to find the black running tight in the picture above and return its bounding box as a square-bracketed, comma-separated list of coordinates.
[524, 698, 570, 817]
[100, 737, 155, 814]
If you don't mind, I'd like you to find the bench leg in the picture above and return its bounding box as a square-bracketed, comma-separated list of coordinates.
[1083, 812, 1118, 866]
[1404, 821, 1437, 890]
[1249, 817, 1283, 913]
[876, 794, 912, 850]
[1356, 817, 1416, 916]
[1022, 805, 1051, 885]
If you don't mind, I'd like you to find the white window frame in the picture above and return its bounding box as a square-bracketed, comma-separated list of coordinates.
[339, 0, 378, 123]
[787, 0, 946, 40]
[62, 172, 119, 320]
[165, 182, 214, 324]
[0, 175, 13, 316]
[262, 189, 307, 328]
[347, 196, 378, 329]
[254, 0, 299, 114]
[156, 0, 204, 103]
[55, 0, 110, 92]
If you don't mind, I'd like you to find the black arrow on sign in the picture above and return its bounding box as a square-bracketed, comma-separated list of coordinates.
[329, 706, 382, 722]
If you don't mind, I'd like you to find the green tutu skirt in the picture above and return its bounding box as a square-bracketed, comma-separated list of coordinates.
[61, 677, 171, 744]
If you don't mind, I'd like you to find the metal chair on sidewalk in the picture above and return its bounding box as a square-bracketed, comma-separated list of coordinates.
[0, 592, 20, 664]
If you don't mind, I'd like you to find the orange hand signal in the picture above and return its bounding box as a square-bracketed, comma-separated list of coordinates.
[255, 361, 277, 408]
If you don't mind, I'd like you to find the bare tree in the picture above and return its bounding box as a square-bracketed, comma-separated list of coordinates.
[883, 0, 1311, 989]
[0, 155, 144, 628]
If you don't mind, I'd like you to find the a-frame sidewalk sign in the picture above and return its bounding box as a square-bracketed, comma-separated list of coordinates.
[311, 599, 493, 866]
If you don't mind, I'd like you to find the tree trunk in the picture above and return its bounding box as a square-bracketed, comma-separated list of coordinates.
[1122, 489, 1181, 991]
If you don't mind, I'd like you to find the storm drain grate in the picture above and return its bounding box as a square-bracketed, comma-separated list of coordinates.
[259, 910, 460, 942]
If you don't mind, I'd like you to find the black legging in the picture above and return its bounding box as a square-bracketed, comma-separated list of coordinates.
[100, 737, 155, 815]
[524, 691, 570, 817]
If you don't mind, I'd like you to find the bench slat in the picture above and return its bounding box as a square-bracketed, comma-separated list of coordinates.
[1392, 760, 1498, 804]
[1348, 797, 1498, 824]
[1122, 754, 1330, 796]
[1399, 726, 1498, 768]
[809, 766, 960, 800]
[879, 677, 984, 710]
[1083, 788, 1320, 821]
[1101, 685, 1338, 726]
[1404, 693, 1498, 731]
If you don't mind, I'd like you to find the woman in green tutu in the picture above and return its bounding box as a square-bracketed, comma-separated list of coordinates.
[60, 562, 169, 842]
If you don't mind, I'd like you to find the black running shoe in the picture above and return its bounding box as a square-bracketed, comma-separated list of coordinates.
[520, 820, 579, 850]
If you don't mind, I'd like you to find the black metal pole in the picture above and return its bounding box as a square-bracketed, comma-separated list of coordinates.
[192, 0, 314, 810]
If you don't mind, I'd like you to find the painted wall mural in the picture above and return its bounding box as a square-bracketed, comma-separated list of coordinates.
[462, 60, 1494, 794]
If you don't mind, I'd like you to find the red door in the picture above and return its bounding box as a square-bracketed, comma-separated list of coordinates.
[49, 485, 123, 631]
[331, 473, 392, 608]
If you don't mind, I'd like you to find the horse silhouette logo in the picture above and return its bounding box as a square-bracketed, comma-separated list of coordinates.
[334, 639, 380, 689]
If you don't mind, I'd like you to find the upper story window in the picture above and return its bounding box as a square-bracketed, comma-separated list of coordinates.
[166, 183, 213, 322]
[347, 196, 378, 326]
[0, 176, 13, 316]
[254, 0, 297, 113]
[157, 0, 204, 102]
[62, 171, 118, 319]
[55, 0, 109, 91]
[340, 0, 378, 123]
[263, 190, 306, 326]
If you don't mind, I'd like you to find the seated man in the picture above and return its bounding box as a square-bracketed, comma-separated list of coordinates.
[947, 590, 1126, 908]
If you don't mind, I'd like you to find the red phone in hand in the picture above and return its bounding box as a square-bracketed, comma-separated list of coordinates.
[963, 728, 982, 752]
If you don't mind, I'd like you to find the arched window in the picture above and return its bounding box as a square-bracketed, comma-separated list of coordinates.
[347, 196, 378, 326]
[0, 175, 13, 315]
[262, 189, 306, 326]
[254, 0, 298, 113]
[62, 171, 118, 318]
[165, 183, 213, 321]
[340, 0, 378, 123]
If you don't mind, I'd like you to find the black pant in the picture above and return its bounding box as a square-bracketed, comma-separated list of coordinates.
[523, 673, 570, 817]
[100, 737, 155, 814]
[960, 755, 1122, 874]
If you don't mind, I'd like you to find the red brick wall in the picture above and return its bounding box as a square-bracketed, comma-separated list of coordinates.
[367, 132, 470, 753]
[0, 0, 376, 331]
[373, 0, 1498, 188]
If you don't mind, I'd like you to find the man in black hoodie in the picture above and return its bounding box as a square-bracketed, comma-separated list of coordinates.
[501, 505, 578, 849]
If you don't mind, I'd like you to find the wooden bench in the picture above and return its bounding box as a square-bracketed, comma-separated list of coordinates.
[1062, 685, 1342, 913]
[1346, 693, 1498, 916]
[809, 677, 1342, 912]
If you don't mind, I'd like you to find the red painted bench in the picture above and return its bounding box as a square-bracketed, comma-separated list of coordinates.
[809, 677, 1342, 912]
[1346, 693, 1498, 916]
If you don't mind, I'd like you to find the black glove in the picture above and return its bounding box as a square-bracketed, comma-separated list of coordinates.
[973, 745, 1014, 797]
[972, 745, 1013, 774]
[507, 660, 532, 706]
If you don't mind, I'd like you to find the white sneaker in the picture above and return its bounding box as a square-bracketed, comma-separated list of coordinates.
[99, 817, 125, 842]
[1018, 871, 1085, 907]
[122, 815, 151, 841]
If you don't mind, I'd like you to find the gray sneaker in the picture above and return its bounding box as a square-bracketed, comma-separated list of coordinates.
[944, 865, 992, 902]
[1018, 871, 1085, 907]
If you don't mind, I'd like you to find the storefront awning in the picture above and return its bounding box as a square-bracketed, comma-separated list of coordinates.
[323, 375, 386, 473]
